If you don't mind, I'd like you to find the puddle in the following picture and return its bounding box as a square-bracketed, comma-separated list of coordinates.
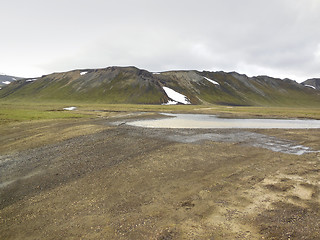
[127, 113, 320, 129]
[164, 131, 319, 155]
[124, 114, 320, 155]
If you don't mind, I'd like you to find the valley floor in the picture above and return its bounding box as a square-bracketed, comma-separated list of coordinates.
[1, 114, 320, 239]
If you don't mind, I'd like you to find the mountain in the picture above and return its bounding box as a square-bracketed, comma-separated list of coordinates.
[0, 66, 320, 106]
[0, 74, 22, 87]
[301, 78, 320, 90]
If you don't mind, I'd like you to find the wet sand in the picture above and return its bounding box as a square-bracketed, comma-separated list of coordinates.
[1, 115, 320, 239]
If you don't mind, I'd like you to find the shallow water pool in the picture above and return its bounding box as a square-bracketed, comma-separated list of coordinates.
[127, 113, 320, 129]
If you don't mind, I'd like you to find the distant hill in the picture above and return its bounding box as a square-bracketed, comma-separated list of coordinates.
[0, 66, 320, 106]
[0, 74, 22, 87]
[301, 78, 320, 90]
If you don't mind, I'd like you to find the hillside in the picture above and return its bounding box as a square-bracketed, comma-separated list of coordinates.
[0, 66, 320, 106]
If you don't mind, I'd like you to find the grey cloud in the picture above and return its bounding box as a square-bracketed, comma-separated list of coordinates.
[1, 0, 320, 81]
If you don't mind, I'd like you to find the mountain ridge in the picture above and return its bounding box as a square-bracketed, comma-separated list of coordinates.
[0, 74, 22, 87]
[0, 66, 319, 106]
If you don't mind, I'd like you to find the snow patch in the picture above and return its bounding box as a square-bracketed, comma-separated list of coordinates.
[304, 84, 316, 89]
[80, 71, 88, 75]
[26, 78, 38, 82]
[2, 81, 11, 85]
[26, 79, 37, 82]
[12, 78, 16, 80]
[203, 77, 219, 85]
[63, 107, 77, 111]
[162, 100, 178, 105]
[153, 72, 161, 75]
[162, 86, 191, 104]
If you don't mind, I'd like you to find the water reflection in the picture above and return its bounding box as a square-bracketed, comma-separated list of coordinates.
[165, 132, 318, 155]
[125, 114, 320, 155]
[127, 113, 320, 129]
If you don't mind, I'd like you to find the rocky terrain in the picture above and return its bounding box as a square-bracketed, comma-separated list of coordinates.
[1, 113, 320, 239]
[0, 74, 21, 87]
[302, 78, 320, 90]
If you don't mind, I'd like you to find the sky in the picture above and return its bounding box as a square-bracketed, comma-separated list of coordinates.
[1, 0, 320, 82]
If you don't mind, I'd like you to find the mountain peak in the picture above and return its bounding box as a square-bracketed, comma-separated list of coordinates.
[302, 78, 320, 90]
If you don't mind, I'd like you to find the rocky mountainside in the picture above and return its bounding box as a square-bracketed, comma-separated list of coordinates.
[0, 74, 21, 87]
[0, 66, 319, 106]
[301, 78, 320, 90]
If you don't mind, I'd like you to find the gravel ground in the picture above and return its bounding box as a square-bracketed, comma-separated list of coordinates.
[1, 116, 320, 239]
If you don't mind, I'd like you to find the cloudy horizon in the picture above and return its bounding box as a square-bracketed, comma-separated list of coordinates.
[1, 0, 320, 82]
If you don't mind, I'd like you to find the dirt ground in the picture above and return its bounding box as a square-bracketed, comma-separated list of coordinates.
[1, 113, 320, 239]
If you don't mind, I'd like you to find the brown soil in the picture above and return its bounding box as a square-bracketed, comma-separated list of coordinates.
[1, 114, 320, 239]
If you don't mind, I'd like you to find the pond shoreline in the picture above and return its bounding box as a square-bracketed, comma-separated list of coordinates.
[127, 113, 320, 129]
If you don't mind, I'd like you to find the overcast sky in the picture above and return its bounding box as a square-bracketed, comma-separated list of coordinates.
[1, 0, 320, 82]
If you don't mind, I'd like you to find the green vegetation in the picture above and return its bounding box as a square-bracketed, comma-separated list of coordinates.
[0, 77, 166, 104]
[0, 102, 88, 124]
[1, 99, 320, 126]
[197, 106, 320, 119]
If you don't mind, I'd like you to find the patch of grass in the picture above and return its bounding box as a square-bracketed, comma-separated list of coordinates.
[212, 106, 320, 119]
[0, 103, 88, 124]
[0, 100, 319, 126]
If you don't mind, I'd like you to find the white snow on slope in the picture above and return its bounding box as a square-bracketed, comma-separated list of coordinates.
[162, 86, 191, 104]
[2, 81, 11, 85]
[304, 84, 316, 89]
[12, 78, 16, 80]
[162, 100, 178, 105]
[26, 79, 37, 82]
[153, 72, 161, 75]
[63, 107, 77, 111]
[203, 77, 219, 85]
[80, 71, 88, 75]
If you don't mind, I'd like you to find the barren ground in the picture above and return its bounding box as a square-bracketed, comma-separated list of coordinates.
[1, 113, 320, 239]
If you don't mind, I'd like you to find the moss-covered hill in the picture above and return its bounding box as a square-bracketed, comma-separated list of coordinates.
[1, 66, 320, 106]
